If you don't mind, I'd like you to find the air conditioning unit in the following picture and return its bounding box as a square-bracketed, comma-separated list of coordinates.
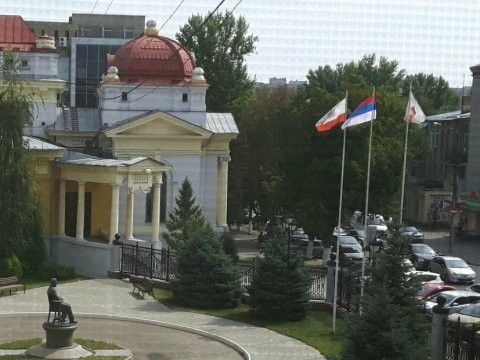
[58, 37, 68, 47]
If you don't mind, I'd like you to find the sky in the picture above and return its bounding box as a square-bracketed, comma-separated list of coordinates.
[3, 0, 480, 87]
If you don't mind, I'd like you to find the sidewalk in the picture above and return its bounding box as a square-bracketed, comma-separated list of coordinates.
[0, 279, 326, 360]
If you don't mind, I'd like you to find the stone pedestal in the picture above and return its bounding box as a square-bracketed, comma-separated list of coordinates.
[43, 322, 76, 348]
[26, 322, 93, 359]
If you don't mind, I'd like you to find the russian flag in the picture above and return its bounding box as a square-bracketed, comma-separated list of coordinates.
[341, 93, 376, 129]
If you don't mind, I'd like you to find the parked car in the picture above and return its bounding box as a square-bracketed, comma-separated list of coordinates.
[407, 270, 443, 285]
[416, 283, 456, 300]
[401, 226, 425, 242]
[447, 303, 480, 329]
[407, 243, 438, 270]
[428, 256, 476, 284]
[424, 290, 480, 315]
[466, 284, 480, 294]
[331, 235, 364, 264]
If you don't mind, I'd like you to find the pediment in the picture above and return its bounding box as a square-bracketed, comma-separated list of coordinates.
[104, 111, 211, 139]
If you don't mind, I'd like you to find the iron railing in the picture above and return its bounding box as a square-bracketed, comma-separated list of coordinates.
[120, 243, 328, 301]
[446, 317, 480, 360]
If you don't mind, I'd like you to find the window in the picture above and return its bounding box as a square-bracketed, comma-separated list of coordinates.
[20, 59, 29, 69]
[102, 27, 112, 38]
[121, 92, 128, 101]
[80, 26, 90, 37]
[182, 93, 188, 102]
[430, 129, 440, 148]
[123, 27, 135, 39]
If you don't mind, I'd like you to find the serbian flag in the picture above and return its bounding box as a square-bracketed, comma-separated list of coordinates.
[315, 98, 346, 132]
[405, 90, 426, 124]
[341, 93, 376, 129]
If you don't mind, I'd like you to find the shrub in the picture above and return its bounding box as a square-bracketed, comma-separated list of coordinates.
[221, 231, 239, 261]
[0, 254, 23, 277]
[173, 226, 243, 309]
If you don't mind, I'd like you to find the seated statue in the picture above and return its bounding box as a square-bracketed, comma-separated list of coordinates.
[47, 278, 76, 324]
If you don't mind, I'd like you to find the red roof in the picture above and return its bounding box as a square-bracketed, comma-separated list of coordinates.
[107, 34, 196, 85]
[0, 15, 36, 51]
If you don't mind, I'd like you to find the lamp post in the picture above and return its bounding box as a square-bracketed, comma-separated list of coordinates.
[282, 215, 296, 262]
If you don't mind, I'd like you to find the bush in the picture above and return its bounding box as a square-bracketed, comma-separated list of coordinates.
[173, 226, 243, 309]
[221, 231, 239, 261]
[0, 254, 23, 277]
[248, 233, 311, 321]
[42, 264, 76, 281]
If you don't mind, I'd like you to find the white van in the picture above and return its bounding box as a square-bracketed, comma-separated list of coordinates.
[351, 211, 389, 237]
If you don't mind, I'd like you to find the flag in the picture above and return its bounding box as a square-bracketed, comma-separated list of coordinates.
[315, 98, 347, 132]
[405, 90, 426, 124]
[341, 94, 376, 129]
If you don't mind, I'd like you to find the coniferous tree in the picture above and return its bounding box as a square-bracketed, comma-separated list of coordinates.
[163, 178, 205, 250]
[342, 229, 430, 360]
[0, 51, 45, 276]
[248, 225, 311, 321]
[173, 225, 242, 309]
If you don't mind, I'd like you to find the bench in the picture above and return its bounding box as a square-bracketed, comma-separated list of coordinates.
[0, 276, 25, 296]
[130, 275, 155, 299]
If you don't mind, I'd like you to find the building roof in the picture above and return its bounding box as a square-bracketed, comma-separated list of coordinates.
[0, 15, 36, 51]
[24, 136, 63, 150]
[425, 110, 471, 122]
[206, 113, 239, 134]
[106, 21, 195, 85]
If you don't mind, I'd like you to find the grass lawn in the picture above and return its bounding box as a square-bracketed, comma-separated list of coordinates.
[0, 338, 126, 359]
[154, 288, 345, 359]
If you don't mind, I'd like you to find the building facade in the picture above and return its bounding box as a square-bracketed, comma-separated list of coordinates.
[2, 16, 238, 277]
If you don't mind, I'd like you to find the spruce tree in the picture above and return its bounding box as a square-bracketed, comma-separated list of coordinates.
[248, 226, 311, 321]
[173, 225, 243, 309]
[0, 51, 45, 276]
[341, 229, 430, 360]
[164, 178, 205, 250]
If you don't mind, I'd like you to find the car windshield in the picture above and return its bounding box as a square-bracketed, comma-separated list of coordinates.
[367, 216, 386, 226]
[411, 244, 435, 255]
[445, 259, 469, 268]
[459, 305, 480, 317]
[404, 227, 418, 232]
[339, 236, 359, 245]
[427, 292, 456, 304]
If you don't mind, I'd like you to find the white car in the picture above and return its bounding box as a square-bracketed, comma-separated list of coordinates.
[406, 270, 443, 285]
[428, 256, 476, 284]
[424, 290, 480, 315]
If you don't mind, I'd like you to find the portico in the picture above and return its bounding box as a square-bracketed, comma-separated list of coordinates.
[56, 157, 171, 244]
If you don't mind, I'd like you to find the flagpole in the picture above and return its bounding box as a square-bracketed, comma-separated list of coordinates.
[399, 121, 410, 225]
[332, 91, 348, 335]
[360, 87, 375, 309]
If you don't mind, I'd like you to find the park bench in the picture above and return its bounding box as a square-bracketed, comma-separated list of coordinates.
[130, 275, 155, 299]
[0, 276, 25, 296]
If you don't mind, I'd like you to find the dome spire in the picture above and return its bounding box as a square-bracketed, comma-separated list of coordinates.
[145, 20, 159, 37]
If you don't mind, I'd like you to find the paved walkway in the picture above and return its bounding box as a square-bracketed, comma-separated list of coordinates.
[424, 229, 480, 266]
[0, 279, 326, 360]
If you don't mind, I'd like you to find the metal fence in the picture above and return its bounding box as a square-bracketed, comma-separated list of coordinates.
[120, 243, 328, 301]
[446, 318, 480, 360]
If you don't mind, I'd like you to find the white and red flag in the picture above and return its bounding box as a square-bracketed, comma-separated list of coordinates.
[405, 90, 426, 124]
[315, 98, 347, 132]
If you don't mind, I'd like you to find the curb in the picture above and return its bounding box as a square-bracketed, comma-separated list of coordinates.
[0, 312, 251, 360]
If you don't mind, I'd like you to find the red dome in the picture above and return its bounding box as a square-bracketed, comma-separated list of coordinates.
[107, 34, 196, 85]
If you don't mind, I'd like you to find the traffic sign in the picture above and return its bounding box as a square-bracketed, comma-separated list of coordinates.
[450, 208, 460, 215]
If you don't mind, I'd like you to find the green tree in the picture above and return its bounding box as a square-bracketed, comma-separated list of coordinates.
[163, 178, 205, 250]
[248, 226, 311, 321]
[173, 225, 243, 309]
[0, 51, 45, 276]
[176, 12, 258, 112]
[342, 229, 430, 360]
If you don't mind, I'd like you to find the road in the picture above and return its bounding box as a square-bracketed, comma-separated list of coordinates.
[424, 230, 480, 291]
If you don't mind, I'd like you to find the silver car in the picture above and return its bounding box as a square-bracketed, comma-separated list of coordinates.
[424, 290, 480, 315]
[428, 256, 476, 284]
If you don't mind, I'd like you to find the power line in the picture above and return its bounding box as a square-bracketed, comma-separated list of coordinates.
[159, 0, 186, 32]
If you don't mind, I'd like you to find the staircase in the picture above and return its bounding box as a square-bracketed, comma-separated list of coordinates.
[70, 107, 79, 131]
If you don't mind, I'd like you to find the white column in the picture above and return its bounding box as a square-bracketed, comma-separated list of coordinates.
[125, 191, 135, 240]
[76, 181, 85, 240]
[151, 177, 162, 242]
[58, 179, 66, 235]
[216, 156, 230, 227]
[109, 184, 120, 243]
